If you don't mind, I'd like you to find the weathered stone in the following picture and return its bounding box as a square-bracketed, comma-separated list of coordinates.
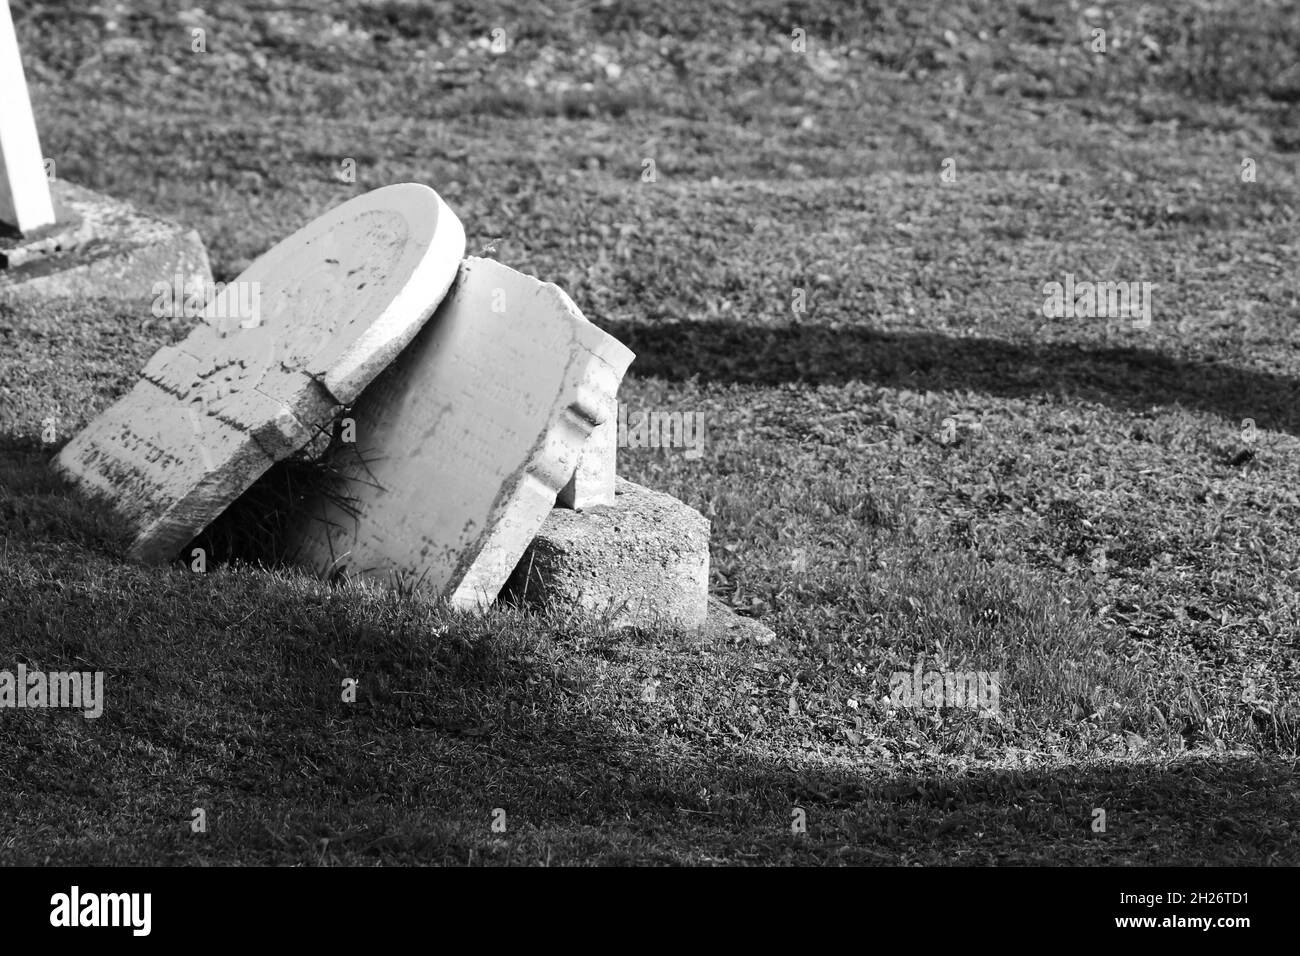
[0, 1, 209, 299]
[0, 180, 212, 302]
[501, 477, 710, 630]
[285, 257, 635, 609]
[55, 183, 466, 563]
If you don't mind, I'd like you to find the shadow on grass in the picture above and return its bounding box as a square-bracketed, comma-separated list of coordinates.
[2, 331, 1297, 863]
[604, 319, 1300, 438]
[0, 554, 1294, 865]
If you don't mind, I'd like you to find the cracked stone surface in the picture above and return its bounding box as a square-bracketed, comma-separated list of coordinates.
[285, 257, 635, 609]
[54, 182, 466, 563]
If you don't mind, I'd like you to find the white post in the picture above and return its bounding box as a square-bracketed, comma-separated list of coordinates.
[0, 0, 55, 234]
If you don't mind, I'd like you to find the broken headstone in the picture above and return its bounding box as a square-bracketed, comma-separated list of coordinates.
[55, 183, 466, 562]
[285, 256, 634, 609]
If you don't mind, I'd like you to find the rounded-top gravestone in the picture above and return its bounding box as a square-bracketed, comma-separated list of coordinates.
[56, 182, 467, 563]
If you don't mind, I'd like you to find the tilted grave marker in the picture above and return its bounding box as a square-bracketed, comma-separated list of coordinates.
[285, 257, 634, 608]
[0, 0, 55, 235]
[56, 183, 466, 562]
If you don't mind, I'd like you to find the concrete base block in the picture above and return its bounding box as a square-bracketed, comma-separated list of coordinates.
[501, 477, 710, 630]
[0, 179, 211, 301]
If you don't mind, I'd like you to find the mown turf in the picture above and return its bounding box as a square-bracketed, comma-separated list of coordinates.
[1, 0, 1297, 864]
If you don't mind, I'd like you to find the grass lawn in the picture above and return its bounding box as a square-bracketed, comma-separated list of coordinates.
[1, 0, 1297, 864]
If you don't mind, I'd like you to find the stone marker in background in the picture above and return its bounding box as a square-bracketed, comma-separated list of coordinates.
[286, 256, 635, 609]
[0, 180, 213, 301]
[56, 183, 466, 562]
[0, 0, 211, 299]
[0, 0, 54, 234]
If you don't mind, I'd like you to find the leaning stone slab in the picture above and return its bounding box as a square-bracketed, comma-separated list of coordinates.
[500, 477, 710, 630]
[54, 183, 466, 563]
[285, 256, 635, 609]
[0, 179, 213, 302]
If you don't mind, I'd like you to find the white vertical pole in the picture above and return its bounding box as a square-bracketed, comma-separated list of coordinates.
[0, 0, 56, 234]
